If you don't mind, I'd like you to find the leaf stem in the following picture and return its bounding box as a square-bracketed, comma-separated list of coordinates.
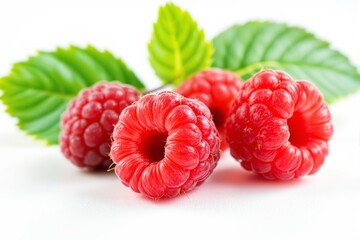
[142, 84, 170, 95]
[235, 61, 280, 77]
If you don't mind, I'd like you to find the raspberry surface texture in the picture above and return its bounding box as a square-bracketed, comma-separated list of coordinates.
[60, 82, 140, 170]
[176, 69, 242, 150]
[226, 70, 333, 180]
[110, 91, 220, 199]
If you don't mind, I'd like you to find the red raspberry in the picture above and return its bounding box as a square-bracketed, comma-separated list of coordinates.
[176, 69, 242, 150]
[226, 70, 333, 180]
[110, 91, 220, 199]
[60, 82, 140, 170]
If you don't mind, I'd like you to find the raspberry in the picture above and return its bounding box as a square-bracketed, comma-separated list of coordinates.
[176, 69, 242, 150]
[226, 70, 333, 180]
[60, 82, 140, 170]
[110, 91, 220, 199]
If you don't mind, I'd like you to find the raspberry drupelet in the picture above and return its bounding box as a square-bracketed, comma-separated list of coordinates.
[226, 70, 333, 180]
[110, 91, 220, 199]
[176, 69, 242, 150]
[60, 82, 140, 170]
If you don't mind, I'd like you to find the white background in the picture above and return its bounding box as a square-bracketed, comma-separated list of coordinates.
[0, 0, 360, 239]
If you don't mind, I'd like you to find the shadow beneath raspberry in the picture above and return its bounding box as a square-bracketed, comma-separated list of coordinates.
[138, 191, 194, 204]
[209, 167, 304, 187]
[80, 168, 116, 176]
[22, 150, 116, 191]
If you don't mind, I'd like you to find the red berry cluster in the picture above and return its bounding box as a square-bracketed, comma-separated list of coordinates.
[60, 69, 333, 199]
[226, 70, 333, 180]
[176, 69, 242, 150]
[110, 91, 220, 198]
[60, 82, 140, 169]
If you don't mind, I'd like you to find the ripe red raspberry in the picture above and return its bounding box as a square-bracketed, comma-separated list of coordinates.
[176, 69, 242, 150]
[110, 91, 220, 199]
[60, 82, 140, 170]
[226, 70, 333, 180]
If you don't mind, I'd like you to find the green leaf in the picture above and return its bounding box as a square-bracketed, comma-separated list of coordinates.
[0, 45, 145, 144]
[212, 21, 360, 103]
[148, 2, 213, 85]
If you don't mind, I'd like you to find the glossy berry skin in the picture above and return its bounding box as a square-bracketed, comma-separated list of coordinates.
[60, 82, 140, 170]
[226, 70, 333, 180]
[110, 91, 220, 199]
[176, 69, 242, 150]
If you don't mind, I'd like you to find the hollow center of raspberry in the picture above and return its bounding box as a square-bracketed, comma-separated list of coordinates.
[210, 107, 225, 128]
[288, 112, 308, 147]
[140, 131, 168, 162]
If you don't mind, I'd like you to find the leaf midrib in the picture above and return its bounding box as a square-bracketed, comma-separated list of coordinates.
[235, 60, 358, 78]
[2, 82, 76, 100]
[166, 9, 185, 81]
